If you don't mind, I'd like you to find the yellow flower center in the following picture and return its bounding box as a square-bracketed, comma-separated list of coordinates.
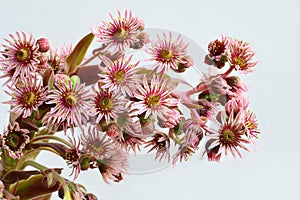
[16, 48, 31, 62]
[23, 92, 36, 105]
[246, 121, 256, 130]
[160, 49, 173, 59]
[222, 129, 235, 143]
[99, 97, 112, 110]
[65, 94, 78, 106]
[113, 69, 125, 82]
[114, 28, 127, 40]
[148, 95, 161, 106]
[234, 57, 245, 67]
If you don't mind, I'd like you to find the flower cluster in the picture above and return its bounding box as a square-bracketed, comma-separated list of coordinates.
[0, 10, 260, 200]
[207, 35, 257, 73]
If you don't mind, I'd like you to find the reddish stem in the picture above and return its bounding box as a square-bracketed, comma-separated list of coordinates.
[80, 44, 107, 66]
[221, 65, 235, 78]
[186, 83, 208, 96]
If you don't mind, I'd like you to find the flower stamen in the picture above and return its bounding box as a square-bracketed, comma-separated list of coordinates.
[23, 92, 36, 105]
[113, 69, 125, 82]
[147, 95, 161, 106]
[234, 57, 245, 67]
[160, 49, 173, 59]
[99, 97, 112, 110]
[221, 129, 235, 143]
[16, 48, 31, 62]
[66, 149, 79, 163]
[65, 94, 78, 107]
[114, 28, 127, 40]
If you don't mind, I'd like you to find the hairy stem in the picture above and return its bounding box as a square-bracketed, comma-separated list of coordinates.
[15, 147, 61, 170]
[30, 135, 73, 148]
[185, 83, 208, 96]
[221, 65, 235, 78]
[80, 44, 107, 66]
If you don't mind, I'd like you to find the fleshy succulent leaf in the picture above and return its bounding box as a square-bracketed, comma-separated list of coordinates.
[2, 170, 40, 184]
[14, 174, 60, 200]
[65, 33, 94, 75]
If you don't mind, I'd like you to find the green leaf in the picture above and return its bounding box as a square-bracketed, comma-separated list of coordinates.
[65, 33, 95, 75]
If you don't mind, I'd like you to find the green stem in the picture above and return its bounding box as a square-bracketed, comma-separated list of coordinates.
[19, 160, 47, 171]
[15, 147, 61, 170]
[30, 135, 73, 148]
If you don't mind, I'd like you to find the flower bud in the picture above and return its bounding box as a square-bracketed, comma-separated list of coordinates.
[224, 76, 248, 95]
[42, 172, 58, 188]
[70, 75, 81, 87]
[137, 32, 150, 44]
[197, 99, 214, 118]
[142, 119, 155, 135]
[225, 96, 249, 116]
[85, 193, 98, 200]
[218, 94, 228, 106]
[174, 62, 187, 73]
[130, 32, 150, 49]
[107, 122, 122, 138]
[173, 55, 194, 73]
[216, 111, 223, 123]
[209, 75, 231, 95]
[80, 156, 92, 171]
[207, 35, 229, 69]
[37, 38, 50, 52]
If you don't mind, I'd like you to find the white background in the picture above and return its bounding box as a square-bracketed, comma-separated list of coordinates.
[1, 0, 300, 199]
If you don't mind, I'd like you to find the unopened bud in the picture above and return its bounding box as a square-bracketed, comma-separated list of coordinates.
[80, 156, 91, 171]
[142, 119, 155, 135]
[107, 122, 122, 138]
[224, 76, 248, 94]
[37, 38, 50, 52]
[70, 75, 81, 87]
[209, 75, 231, 95]
[174, 62, 186, 73]
[85, 193, 98, 200]
[130, 32, 150, 49]
[137, 32, 150, 44]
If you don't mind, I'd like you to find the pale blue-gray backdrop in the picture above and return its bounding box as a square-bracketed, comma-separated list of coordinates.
[0, 0, 299, 199]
